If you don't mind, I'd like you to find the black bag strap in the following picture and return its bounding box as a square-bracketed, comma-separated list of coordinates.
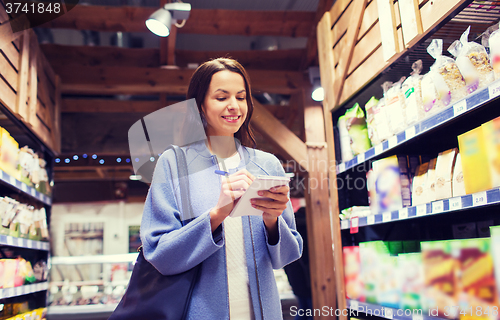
[168, 145, 201, 319]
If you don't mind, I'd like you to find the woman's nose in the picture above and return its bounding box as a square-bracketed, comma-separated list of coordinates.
[227, 97, 239, 110]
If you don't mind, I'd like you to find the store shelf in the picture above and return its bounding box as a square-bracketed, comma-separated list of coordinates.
[50, 253, 138, 265]
[0, 234, 50, 251]
[0, 282, 48, 300]
[47, 304, 118, 319]
[336, 80, 500, 174]
[346, 299, 447, 320]
[341, 187, 500, 230]
[0, 170, 51, 205]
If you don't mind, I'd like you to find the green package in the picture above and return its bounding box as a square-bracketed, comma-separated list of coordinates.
[345, 103, 372, 155]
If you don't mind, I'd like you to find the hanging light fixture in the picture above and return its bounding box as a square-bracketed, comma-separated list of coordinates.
[146, 2, 191, 37]
[308, 66, 324, 102]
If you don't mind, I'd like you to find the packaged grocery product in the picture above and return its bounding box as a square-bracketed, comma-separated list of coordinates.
[17, 146, 34, 186]
[482, 116, 500, 188]
[490, 226, 500, 304]
[343, 246, 364, 301]
[402, 60, 425, 125]
[359, 241, 388, 304]
[434, 148, 458, 200]
[375, 97, 393, 142]
[412, 162, 429, 206]
[449, 26, 494, 94]
[340, 206, 371, 220]
[338, 115, 354, 162]
[487, 24, 500, 79]
[0, 128, 19, 179]
[452, 152, 466, 197]
[428, 39, 467, 106]
[365, 96, 382, 145]
[344, 103, 372, 156]
[398, 253, 425, 310]
[458, 126, 492, 194]
[17, 205, 33, 239]
[457, 238, 499, 319]
[425, 157, 437, 203]
[421, 71, 443, 116]
[421, 240, 459, 317]
[371, 155, 410, 213]
[1, 199, 19, 234]
[382, 80, 407, 135]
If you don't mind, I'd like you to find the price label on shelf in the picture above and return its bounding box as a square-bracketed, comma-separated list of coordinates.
[9, 175, 15, 185]
[453, 100, 467, 117]
[350, 300, 359, 311]
[357, 153, 365, 163]
[432, 201, 444, 213]
[489, 81, 500, 99]
[367, 215, 375, 225]
[449, 197, 462, 211]
[406, 126, 416, 140]
[473, 191, 487, 207]
[14, 286, 21, 296]
[383, 212, 391, 222]
[416, 204, 426, 216]
[30, 188, 36, 196]
[21, 183, 27, 192]
[385, 308, 394, 319]
[388, 136, 397, 149]
[375, 144, 384, 155]
[6, 236, 13, 246]
[399, 208, 408, 219]
[338, 163, 346, 173]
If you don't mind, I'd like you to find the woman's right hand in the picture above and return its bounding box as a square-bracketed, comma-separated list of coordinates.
[210, 169, 255, 232]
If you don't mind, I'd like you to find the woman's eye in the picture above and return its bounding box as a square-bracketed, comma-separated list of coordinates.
[216, 97, 226, 101]
[237, 97, 245, 101]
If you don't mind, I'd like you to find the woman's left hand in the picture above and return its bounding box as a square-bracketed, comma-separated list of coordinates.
[251, 185, 289, 242]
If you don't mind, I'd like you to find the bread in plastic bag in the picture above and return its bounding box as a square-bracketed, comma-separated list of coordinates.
[402, 60, 425, 125]
[382, 79, 407, 135]
[427, 39, 466, 105]
[365, 96, 382, 145]
[344, 103, 372, 156]
[338, 115, 354, 161]
[483, 22, 500, 80]
[449, 26, 494, 93]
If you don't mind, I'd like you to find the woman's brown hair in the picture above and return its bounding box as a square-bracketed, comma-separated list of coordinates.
[187, 58, 257, 148]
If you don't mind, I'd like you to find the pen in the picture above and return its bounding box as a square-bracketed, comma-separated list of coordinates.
[215, 170, 229, 176]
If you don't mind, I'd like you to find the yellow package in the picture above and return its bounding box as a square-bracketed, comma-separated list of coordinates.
[482, 116, 500, 188]
[458, 127, 492, 194]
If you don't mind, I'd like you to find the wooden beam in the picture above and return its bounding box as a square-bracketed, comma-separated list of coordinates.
[301, 0, 335, 69]
[332, 0, 368, 107]
[40, 6, 315, 37]
[251, 100, 308, 172]
[16, 30, 29, 120]
[40, 44, 305, 71]
[53, 66, 306, 95]
[0, 15, 26, 51]
[62, 99, 164, 113]
[40, 44, 160, 68]
[302, 89, 338, 319]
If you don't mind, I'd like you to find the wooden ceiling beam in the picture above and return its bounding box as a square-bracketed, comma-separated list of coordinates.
[40, 6, 314, 37]
[251, 100, 308, 172]
[40, 44, 305, 71]
[53, 66, 306, 95]
[301, 0, 335, 69]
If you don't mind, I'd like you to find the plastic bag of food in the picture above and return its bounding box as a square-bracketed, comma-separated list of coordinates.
[402, 60, 425, 125]
[420, 70, 445, 116]
[449, 26, 494, 93]
[427, 39, 466, 105]
[338, 115, 354, 161]
[383, 79, 407, 134]
[375, 98, 392, 142]
[344, 103, 372, 156]
[483, 23, 500, 80]
[365, 96, 382, 145]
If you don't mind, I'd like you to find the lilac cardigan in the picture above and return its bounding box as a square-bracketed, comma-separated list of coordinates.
[140, 140, 303, 319]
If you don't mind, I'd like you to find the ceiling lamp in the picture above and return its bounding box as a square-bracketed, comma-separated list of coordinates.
[146, 2, 191, 37]
[308, 66, 324, 102]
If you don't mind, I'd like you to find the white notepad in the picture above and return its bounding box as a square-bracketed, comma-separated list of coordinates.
[229, 175, 290, 218]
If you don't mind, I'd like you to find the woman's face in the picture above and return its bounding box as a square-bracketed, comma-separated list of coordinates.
[202, 70, 247, 137]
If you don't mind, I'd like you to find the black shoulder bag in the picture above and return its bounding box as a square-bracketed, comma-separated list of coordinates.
[109, 146, 201, 320]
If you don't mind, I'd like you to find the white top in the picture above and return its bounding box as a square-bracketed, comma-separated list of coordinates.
[220, 152, 254, 320]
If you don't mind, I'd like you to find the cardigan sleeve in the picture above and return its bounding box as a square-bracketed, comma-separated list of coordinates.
[261, 154, 303, 269]
[140, 152, 224, 276]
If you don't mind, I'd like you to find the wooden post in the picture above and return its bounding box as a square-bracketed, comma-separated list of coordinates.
[28, 33, 38, 127]
[317, 10, 347, 319]
[301, 90, 338, 319]
[16, 30, 29, 120]
[54, 75, 62, 154]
